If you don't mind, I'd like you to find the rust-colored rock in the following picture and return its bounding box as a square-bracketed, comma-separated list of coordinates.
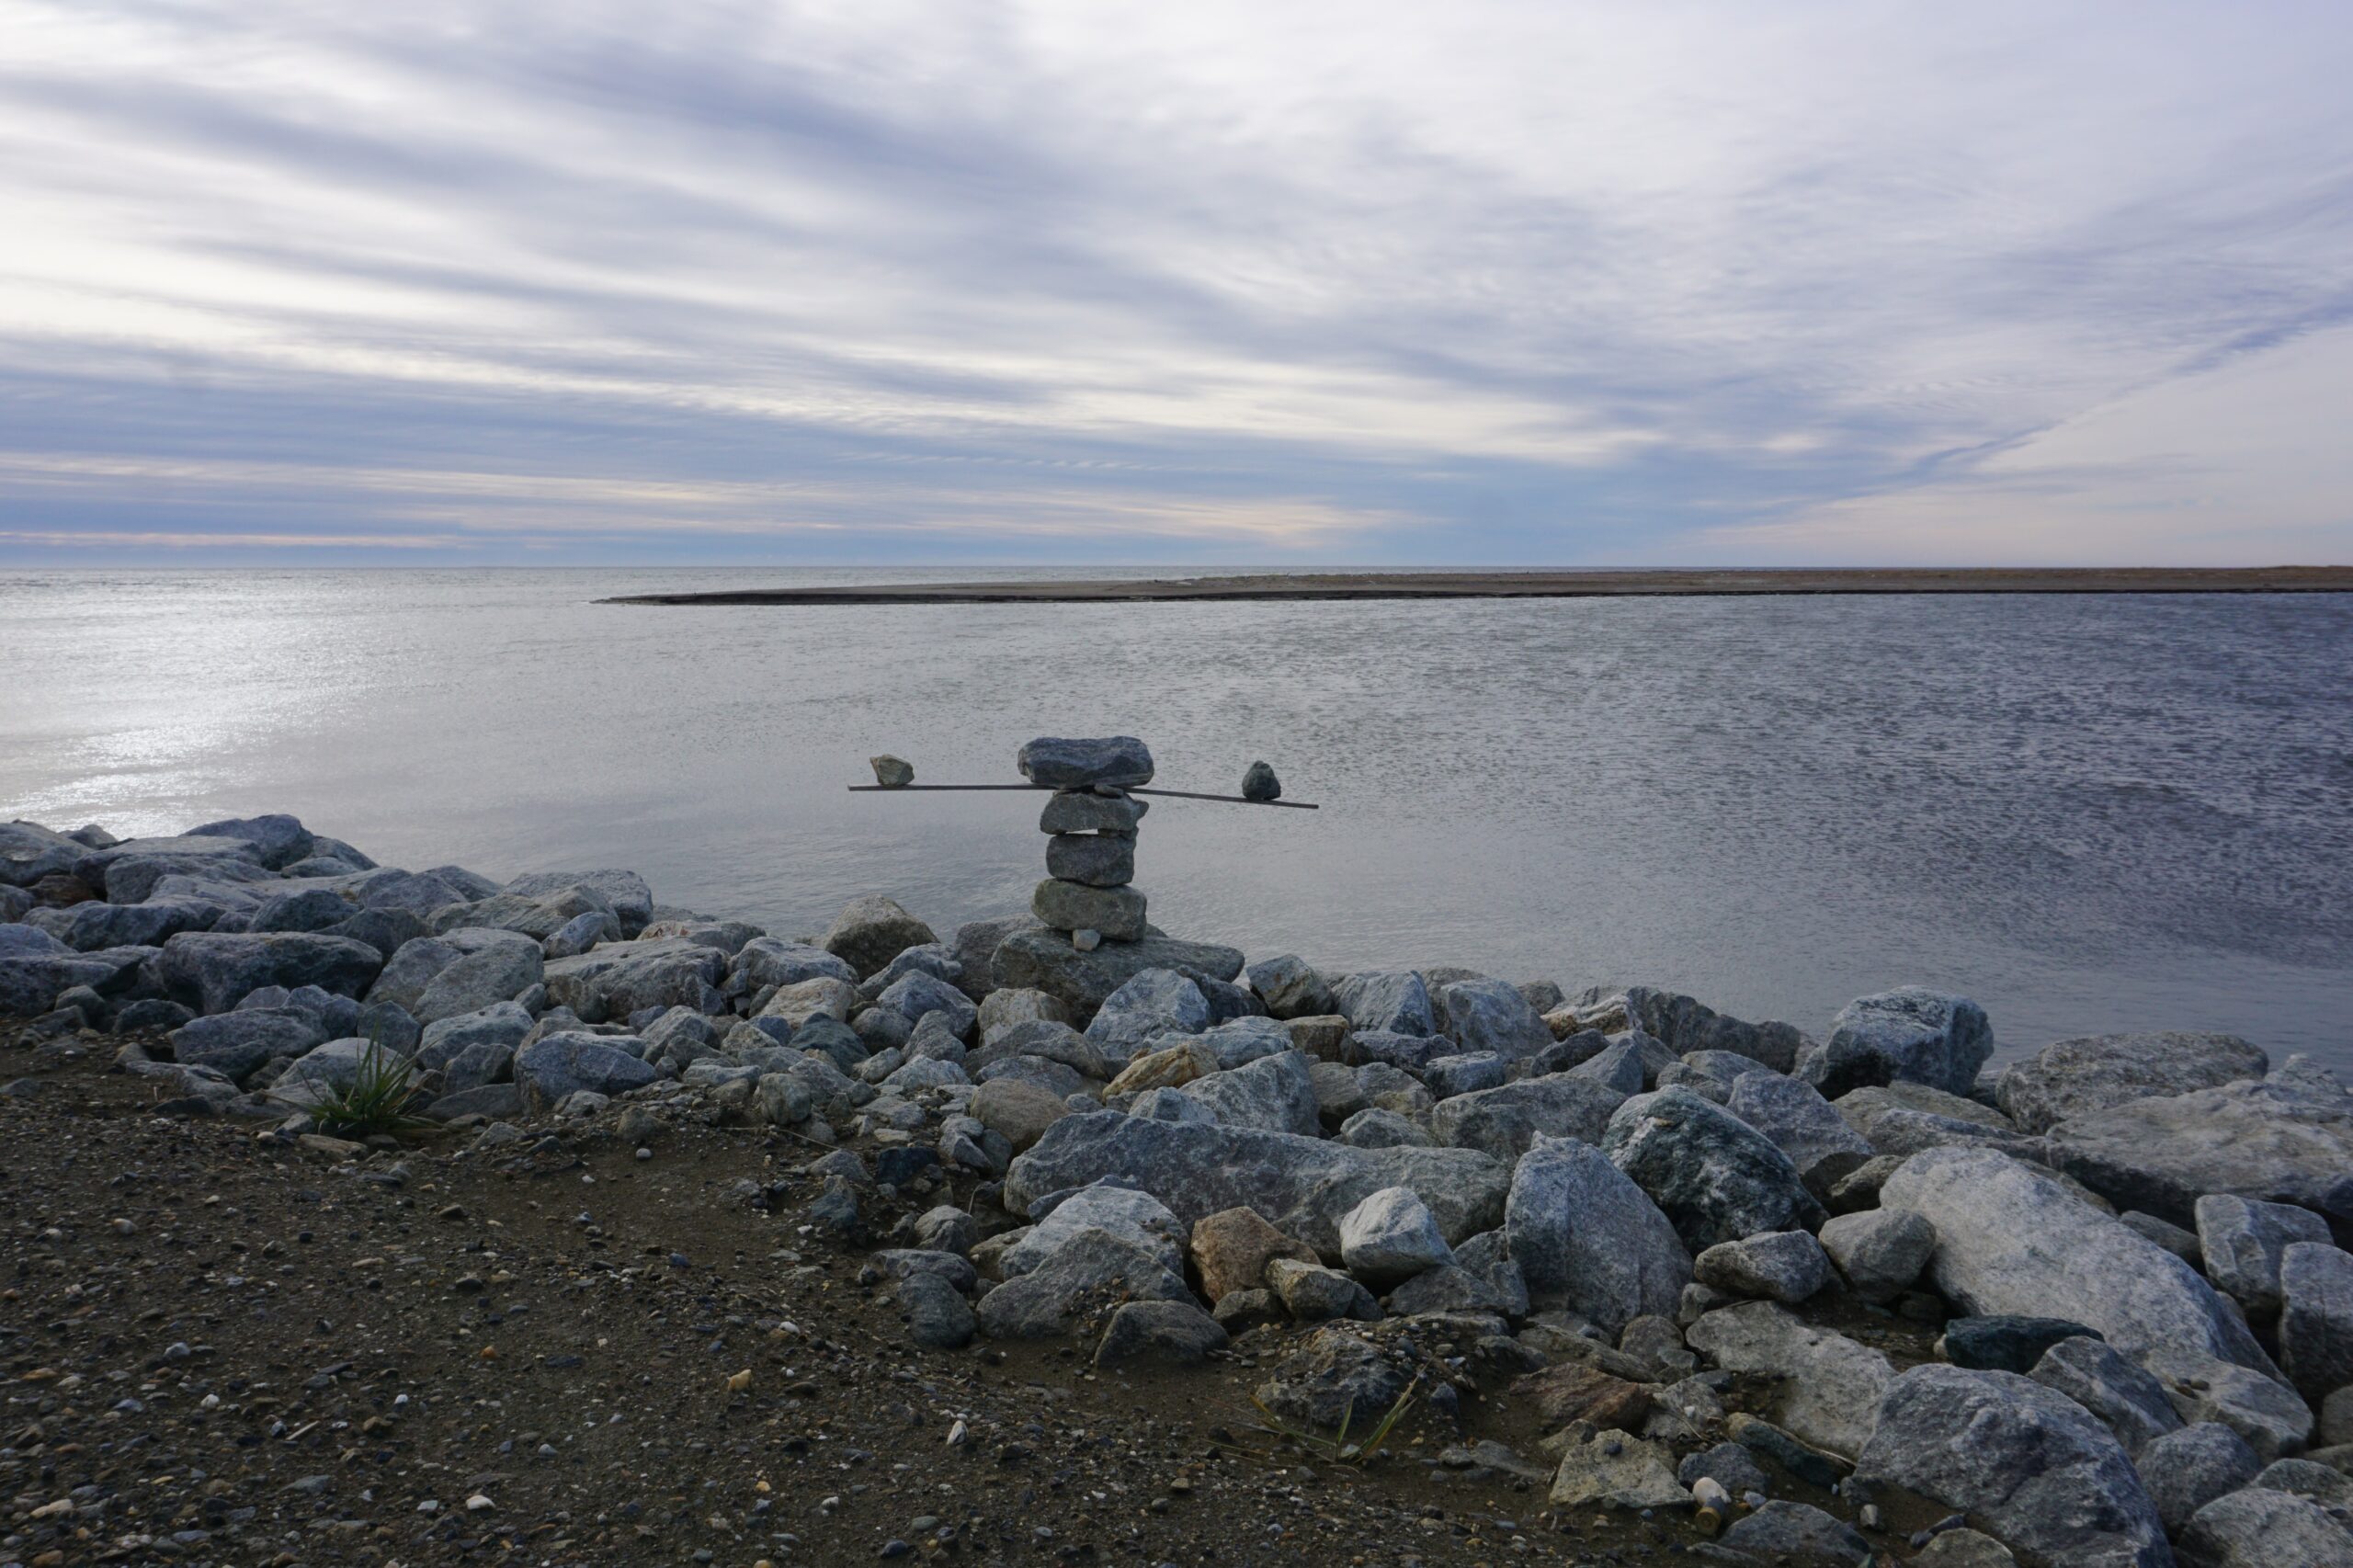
[1189, 1205, 1320, 1304]
[1106, 1040, 1217, 1096]
[1510, 1360, 1655, 1434]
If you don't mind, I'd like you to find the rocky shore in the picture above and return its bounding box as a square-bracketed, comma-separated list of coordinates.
[6, 778, 2353, 1568]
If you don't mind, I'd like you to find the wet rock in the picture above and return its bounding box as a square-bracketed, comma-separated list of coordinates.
[1185, 1049, 1319, 1135]
[1719, 1500, 1871, 1564]
[2200, 1195, 2334, 1315]
[159, 930, 385, 1015]
[1547, 1428, 1687, 1510]
[1003, 1108, 1511, 1255]
[2138, 1421, 2264, 1537]
[1800, 986, 1993, 1099]
[1942, 1314, 2102, 1375]
[1817, 1208, 1937, 1303]
[1855, 1363, 2170, 1567]
[1692, 1231, 1831, 1304]
[820, 894, 938, 981]
[2045, 1076, 2353, 1232]
[1017, 735, 1154, 790]
[2178, 1486, 2353, 1566]
[2281, 1242, 2353, 1404]
[1330, 970, 1439, 1040]
[1246, 954, 1335, 1020]
[1506, 1136, 1691, 1335]
[1725, 1072, 1875, 1186]
[975, 1226, 1189, 1338]
[1254, 1327, 1411, 1430]
[1999, 1031, 2270, 1134]
[1267, 1257, 1382, 1322]
[1687, 1302, 1893, 1458]
[1603, 1086, 1826, 1252]
[514, 1031, 658, 1114]
[1094, 1300, 1227, 1366]
[1339, 1187, 1454, 1289]
[1882, 1145, 2278, 1374]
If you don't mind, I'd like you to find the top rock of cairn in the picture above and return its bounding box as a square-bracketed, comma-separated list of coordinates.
[1017, 736, 1155, 791]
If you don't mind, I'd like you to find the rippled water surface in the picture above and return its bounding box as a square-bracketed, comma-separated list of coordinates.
[4, 569, 2349, 1063]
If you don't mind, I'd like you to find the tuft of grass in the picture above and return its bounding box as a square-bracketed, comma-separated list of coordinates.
[1225, 1372, 1423, 1466]
[309, 1040, 424, 1138]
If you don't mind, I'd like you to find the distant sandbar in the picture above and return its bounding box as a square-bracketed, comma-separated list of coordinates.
[604, 566, 2353, 606]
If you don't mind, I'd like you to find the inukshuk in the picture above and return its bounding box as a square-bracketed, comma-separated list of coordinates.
[1018, 735, 1154, 949]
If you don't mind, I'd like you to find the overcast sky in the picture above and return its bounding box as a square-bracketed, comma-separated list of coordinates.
[4, 1, 2350, 565]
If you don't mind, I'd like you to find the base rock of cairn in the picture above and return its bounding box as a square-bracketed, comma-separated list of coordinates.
[1023, 736, 1154, 944]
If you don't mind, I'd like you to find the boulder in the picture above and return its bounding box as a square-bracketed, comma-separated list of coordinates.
[1002, 1185, 1184, 1278]
[977, 987, 1071, 1042]
[504, 869, 652, 936]
[1624, 985, 1802, 1074]
[729, 937, 856, 994]
[1512, 1359, 1654, 1431]
[365, 937, 467, 1013]
[25, 898, 221, 952]
[1084, 970, 1211, 1056]
[513, 1032, 658, 1114]
[0, 821, 86, 886]
[1602, 1087, 1826, 1253]
[1801, 987, 1993, 1097]
[2200, 1195, 2335, 1315]
[1422, 1051, 1508, 1099]
[2281, 1243, 2353, 1404]
[1093, 1300, 1227, 1367]
[1818, 1208, 1937, 1303]
[1337, 1108, 1431, 1149]
[2144, 1346, 2314, 1460]
[1505, 1136, 1691, 1335]
[1942, 1315, 2102, 1375]
[991, 926, 1245, 1018]
[974, 1226, 1189, 1339]
[2136, 1422, 2264, 1538]
[412, 941, 543, 1025]
[1883, 1146, 2281, 1377]
[1547, 1429, 1687, 1510]
[970, 1077, 1071, 1152]
[1331, 971, 1436, 1037]
[2031, 1335, 2185, 1456]
[2044, 1078, 2353, 1233]
[1692, 1231, 1831, 1304]
[1438, 977, 1552, 1058]
[1427, 1074, 1624, 1162]
[1246, 955, 1335, 1020]
[158, 931, 385, 1016]
[1726, 1073, 1875, 1186]
[1337, 1187, 1454, 1288]
[1687, 1302, 1893, 1458]
[1031, 879, 1146, 941]
[1254, 1328, 1410, 1430]
[756, 975, 858, 1029]
[1194, 1015, 1292, 1067]
[1184, 1051, 1319, 1135]
[1189, 1207, 1318, 1303]
[1039, 790, 1146, 835]
[2177, 1487, 2353, 1567]
[185, 813, 315, 869]
[541, 938, 725, 1024]
[167, 1008, 328, 1084]
[1719, 1502, 1872, 1564]
[2000, 1032, 2270, 1134]
[876, 970, 979, 1040]
[1266, 1257, 1381, 1322]
[1044, 835, 1134, 888]
[269, 1036, 410, 1107]
[1853, 1364, 2171, 1568]
[1017, 736, 1154, 790]
[1002, 1111, 1510, 1257]
[819, 894, 937, 981]
[416, 1001, 533, 1074]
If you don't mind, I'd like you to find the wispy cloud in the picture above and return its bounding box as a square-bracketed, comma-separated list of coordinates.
[2, 0, 2350, 562]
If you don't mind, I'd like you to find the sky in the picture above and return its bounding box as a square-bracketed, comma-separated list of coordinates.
[3, 1, 2351, 566]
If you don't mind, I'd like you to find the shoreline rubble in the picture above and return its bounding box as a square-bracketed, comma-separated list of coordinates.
[8, 783, 2353, 1566]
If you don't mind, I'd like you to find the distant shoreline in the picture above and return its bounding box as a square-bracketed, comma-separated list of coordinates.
[601, 565, 2353, 605]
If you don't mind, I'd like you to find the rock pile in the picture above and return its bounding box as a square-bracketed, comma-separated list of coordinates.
[10, 801, 2353, 1566]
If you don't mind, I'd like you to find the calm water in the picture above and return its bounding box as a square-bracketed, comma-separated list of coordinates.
[3, 569, 2349, 1065]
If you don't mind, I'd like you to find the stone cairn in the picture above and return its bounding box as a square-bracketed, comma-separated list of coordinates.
[1018, 735, 1154, 953]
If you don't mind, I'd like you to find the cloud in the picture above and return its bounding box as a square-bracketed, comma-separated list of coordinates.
[1, 0, 2350, 562]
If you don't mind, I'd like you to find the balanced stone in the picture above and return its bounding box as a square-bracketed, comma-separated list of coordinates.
[1242, 761, 1280, 801]
[1032, 879, 1146, 941]
[869, 755, 914, 788]
[1017, 735, 1154, 790]
[1044, 834, 1135, 888]
[1040, 791, 1146, 835]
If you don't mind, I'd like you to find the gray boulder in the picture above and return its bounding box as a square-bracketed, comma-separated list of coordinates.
[1818, 1207, 1937, 1303]
[877, 970, 979, 1040]
[1094, 1300, 1227, 1367]
[1044, 834, 1134, 888]
[1331, 971, 1436, 1037]
[158, 931, 384, 1015]
[819, 893, 937, 981]
[2281, 1242, 2353, 1404]
[2200, 1195, 2335, 1315]
[1267, 1258, 1381, 1323]
[1438, 977, 1552, 1058]
[2001, 1031, 2270, 1134]
[1039, 790, 1146, 835]
[25, 898, 221, 952]
[974, 1226, 1188, 1338]
[2046, 1076, 2353, 1232]
[364, 937, 467, 1013]
[1, 821, 86, 886]
[2136, 1422, 2264, 1538]
[1854, 1364, 2171, 1567]
[1001, 1185, 1184, 1278]
[1719, 1501, 1872, 1564]
[1031, 879, 1145, 940]
[1084, 970, 1210, 1057]
[1624, 985, 1802, 1074]
[248, 887, 358, 934]
[2031, 1335, 2185, 1457]
[1428, 1074, 1624, 1162]
[2177, 1487, 2353, 1567]
[2144, 1346, 2314, 1461]
[505, 869, 653, 936]
[168, 1008, 329, 1084]
[1002, 1110, 1510, 1257]
[1725, 1072, 1875, 1185]
[185, 813, 314, 869]
[514, 1032, 658, 1114]
[1801, 987, 1993, 1097]
[540, 937, 725, 1023]
[1422, 1051, 1507, 1099]
[412, 941, 543, 1025]
[1337, 1187, 1454, 1288]
[1692, 1231, 1831, 1304]
[990, 927, 1245, 1018]
[1337, 1108, 1431, 1148]
[417, 1001, 532, 1077]
[1185, 1050, 1319, 1135]
[1881, 1146, 2279, 1376]
[1505, 1135, 1690, 1335]
[1247, 954, 1335, 1020]
[1688, 1302, 1893, 1457]
[1602, 1086, 1826, 1252]
[541, 909, 620, 959]
[1254, 1327, 1411, 1431]
[729, 937, 856, 994]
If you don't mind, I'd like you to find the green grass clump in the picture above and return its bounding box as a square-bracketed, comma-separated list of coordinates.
[308, 1040, 424, 1138]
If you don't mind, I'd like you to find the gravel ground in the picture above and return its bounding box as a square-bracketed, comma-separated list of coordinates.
[0, 1026, 1759, 1568]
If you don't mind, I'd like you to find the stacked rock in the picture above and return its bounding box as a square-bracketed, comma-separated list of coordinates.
[1019, 735, 1154, 950]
